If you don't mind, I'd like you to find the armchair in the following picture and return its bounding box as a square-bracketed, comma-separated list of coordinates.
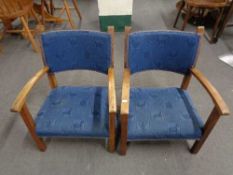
[120, 26, 230, 155]
[11, 27, 117, 152]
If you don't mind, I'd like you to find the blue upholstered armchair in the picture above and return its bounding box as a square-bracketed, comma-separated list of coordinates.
[120, 27, 230, 155]
[11, 27, 117, 152]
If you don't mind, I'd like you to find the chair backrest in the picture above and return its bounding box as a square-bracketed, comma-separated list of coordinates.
[127, 31, 201, 75]
[41, 30, 112, 74]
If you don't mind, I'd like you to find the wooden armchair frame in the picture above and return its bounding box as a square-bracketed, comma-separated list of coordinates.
[11, 27, 117, 152]
[120, 26, 230, 155]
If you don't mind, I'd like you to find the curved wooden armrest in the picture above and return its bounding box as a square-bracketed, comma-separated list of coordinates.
[108, 68, 117, 113]
[190, 68, 230, 115]
[121, 68, 131, 115]
[11, 67, 49, 113]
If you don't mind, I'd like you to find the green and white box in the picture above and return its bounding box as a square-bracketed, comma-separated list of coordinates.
[98, 0, 133, 32]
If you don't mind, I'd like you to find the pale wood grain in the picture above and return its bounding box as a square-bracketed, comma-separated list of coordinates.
[11, 67, 49, 112]
[191, 68, 230, 115]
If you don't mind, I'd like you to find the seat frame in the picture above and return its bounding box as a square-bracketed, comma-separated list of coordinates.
[119, 26, 230, 155]
[11, 27, 117, 153]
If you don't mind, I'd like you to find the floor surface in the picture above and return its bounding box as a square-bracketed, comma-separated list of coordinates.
[0, 0, 233, 175]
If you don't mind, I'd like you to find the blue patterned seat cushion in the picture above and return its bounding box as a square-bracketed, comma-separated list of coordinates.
[35, 86, 109, 138]
[128, 87, 204, 140]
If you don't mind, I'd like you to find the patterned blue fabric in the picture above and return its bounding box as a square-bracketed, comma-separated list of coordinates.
[128, 87, 204, 140]
[35, 86, 109, 137]
[41, 31, 111, 74]
[128, 31, 200, 74]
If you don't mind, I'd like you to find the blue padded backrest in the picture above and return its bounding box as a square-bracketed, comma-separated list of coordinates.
[41, 30, 112, 74]
[128, 31, 200, 74]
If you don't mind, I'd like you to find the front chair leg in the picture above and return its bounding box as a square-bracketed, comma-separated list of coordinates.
[20, 104, 47, 151]
[108, 113, 116, 152]
[120, 114, 128, 155]
[191, 107, 220, 154]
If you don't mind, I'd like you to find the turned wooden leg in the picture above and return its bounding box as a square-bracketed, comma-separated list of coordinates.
[191, 107, 220, 154]
[63, 0, 76, 29]
[181, 6, 192, 31]
[20, 16, 40, 53]
[173, 0, 185, 28]
[108, 113, 116, 152]
[72, 0, 82, 20]
[20, 104, 47, 151]
[120, 114, 128, 155]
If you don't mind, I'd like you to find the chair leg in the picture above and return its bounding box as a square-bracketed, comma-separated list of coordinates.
[173, 0, 185, 28]
[50, 0, 55, 15]
[108, 113, 116, 153]
[190, 107, 220, 154]
[63, 0, 76, 29]
[41, 0, 46, 25]
[72, 0, 82, 20]
[44, 0, 51, 14]
[211, 8, 224, 43]
[181, 6, 192, 31]
[20, 104, 47, 151]
[120, 114, 128, 155]
[31, 9, 41, 24]
[20, 16, 40, 53]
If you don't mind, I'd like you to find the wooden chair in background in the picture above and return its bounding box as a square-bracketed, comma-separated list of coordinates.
[120, 26, 230, 155]
[11, 27, 117, 152]
[173, 0, 228, 43]
[39, 0, 82, 29]
[0, 0, 43, 52]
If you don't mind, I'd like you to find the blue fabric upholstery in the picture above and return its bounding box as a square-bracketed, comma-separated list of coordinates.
[128, 31, 200, 74]
[35, 86, 109, 137]
[41, 31, 111, 74]
[128, 87, 204, 140]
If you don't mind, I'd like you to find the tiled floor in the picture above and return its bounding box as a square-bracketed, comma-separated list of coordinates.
[0, 0, 233, 175]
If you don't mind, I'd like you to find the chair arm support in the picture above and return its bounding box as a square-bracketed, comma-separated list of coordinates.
[108, 68, 117, 113]
[120, 69, 131, 115]
[190, 68, 230, 115]
[11, 66, 49, 113]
